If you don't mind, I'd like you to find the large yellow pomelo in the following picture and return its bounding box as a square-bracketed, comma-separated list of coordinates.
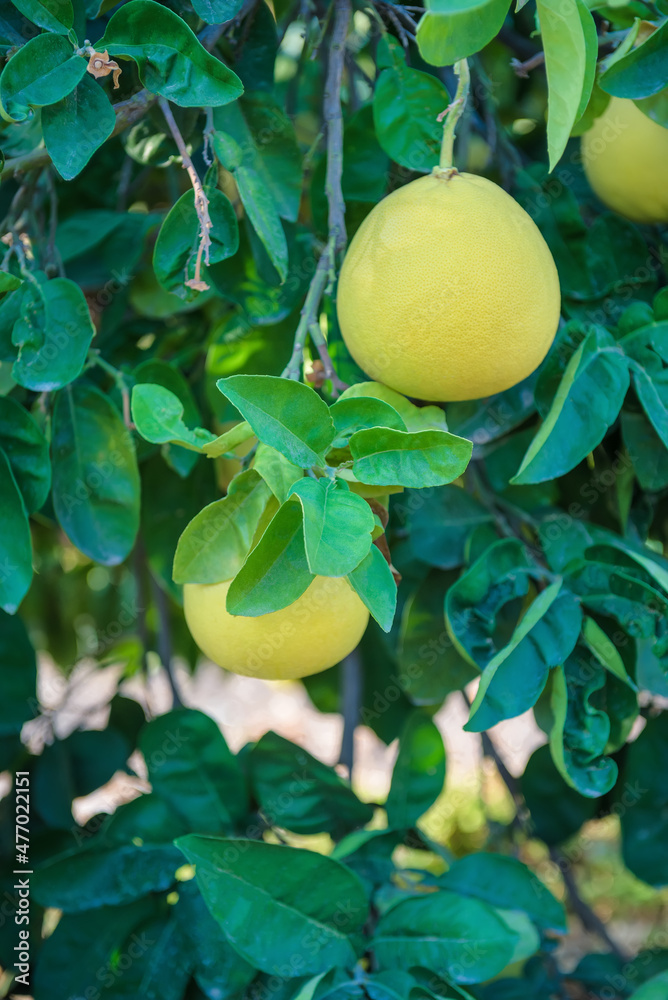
[336, 172, 560, 402]
[581, 96, 668, 224]
[184, 576, 369, 680]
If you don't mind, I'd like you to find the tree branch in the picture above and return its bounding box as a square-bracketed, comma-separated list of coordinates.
[324, 0, 350, 256]
[339, 648, 362, 776]
[158, 97, 212, 292]
[149, 572, 183, 710]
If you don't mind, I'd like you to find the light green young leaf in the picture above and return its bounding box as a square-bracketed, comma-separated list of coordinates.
[173, 470, 271, 585]
[347, 544, 397, 633]
[416, 0, 511, 68]
[512, 328, 629, 484]
[225, 498, 312, 616]
[0, 447, 32, 614]
[582, 615, 637, 690]
[350, 427, 472, 489]
[338, 381, 446, 432]
[217, 375, 335, 468]
[0, 34, 86, 121]
[42, 75, 115, 181]
[102, 0, 244, 107]
[131, 383, 217, 452]
[252, 442, 303, 500]
[329, 396, 406, 448]
[288, 477, 374, 577]
[536, 0, 596, 169]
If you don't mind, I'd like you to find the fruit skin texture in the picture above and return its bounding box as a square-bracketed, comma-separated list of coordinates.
[184, 576, 369, 680]
[336, 172, 560, 402]
[582, 97, 668, 224]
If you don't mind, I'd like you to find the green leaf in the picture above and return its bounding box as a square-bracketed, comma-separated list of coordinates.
[9, 0, 73, 33]
[465, 581, 582, 732]
[253, 441, 304, 500]
[0, 273, 21, 294]
[512, 328, 629, 485]
[51, 381, 140, 566]
[416, 0, 511, 67]
[249, 731, 374, 836]
[620, 714, 668, 887]
[404, 485, 492, 569]
[176, 836, 369, 976]
[139, 709, 248, 832]
[135, 357, 210, 477]
[373, 891, 518, 983]
[373, 35, 449, 174]
[217, 375, 335, 467]
[440, 853, 566, 933]
[31, 843, 182, 911]
[12, 276, 95, 391]
[0, 610, 36, 733]
[399, 570, 478, 705]
[153, 188, 239, 298]
[582, 615, 637, 689]
[629, 971, 668, 1000]
[348, 545, 397, 633]
[213, 93, 302, 223]
[131, 383, 217, 452]
[191, 0, 244, 24]
[549, 657, 618, 798]
[339, 381, 446, 432]
[175, 880, 256, 1000]
[445, 538, 533, 668]
[385, 711, 446, 827]
[330, 396, 406, 448]
[102, 0, 244, 107]
[42, 75, 116, 181]
[234, 166, 288, 280]
[350, 427, 472, 489]
[0, 395, 50, 513]
[226, 498, 312, 615]
[536, 0, 596, 170]
[173, 469, 272, 585]
[96, 911, 194, 999]
[0, 447, 32, 614]
[599, 21, 668, 100]
[521, 744, 596, 846]
[0, 34, 86, 122]
[288, 477, 374, 577]
[622, 407, 668, 491]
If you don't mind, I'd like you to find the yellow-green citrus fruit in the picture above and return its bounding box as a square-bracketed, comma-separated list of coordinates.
[336, 172, 560, 402]
[184, 576, 369, 680]
[581, 96, 668, 224]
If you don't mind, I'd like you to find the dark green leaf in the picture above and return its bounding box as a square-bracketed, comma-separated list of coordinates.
[153, 188, 239, 298]
[217, 375, 335, 467]
[620, 714, 668, 887]
[521, 744, 596, 846]
[0, 446, 32, 614]
[288, 477, 374, 576]
[440, 853, 566, 933]
[0, 33, 86, 121]
[192, 0, 243, 24]
[600, 21, 668, 100]
[173, 469, 271, 584]
[385, 711, 445, 827]
[102, 0, 243, 107]
[373, 891, 518, 983]
[139, 708, 248, 833]
[249, 731, 374, 836]
[51, 382, 140, 565]
[0, 609, 36, 733]
[176, 836, 369, 976]
[10, 0, 73, 33]
[373, 35, 449, 174]
[13, 277, 95, 391]
[405, 485, 493, 569]
[42, 75, 115, 181]
[0, 395, 50, 513]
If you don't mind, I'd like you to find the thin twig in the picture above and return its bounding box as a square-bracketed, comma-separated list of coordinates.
[158, 97, 212, 292]
[324, 0, 350, 255]
[149, 572, 184, 710]
[511, 29, 627, 77]
[282, 243, 333, 380]
[339, 648, 362, 776]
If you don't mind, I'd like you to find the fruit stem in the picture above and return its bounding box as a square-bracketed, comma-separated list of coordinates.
[436, 59, 470, 175]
